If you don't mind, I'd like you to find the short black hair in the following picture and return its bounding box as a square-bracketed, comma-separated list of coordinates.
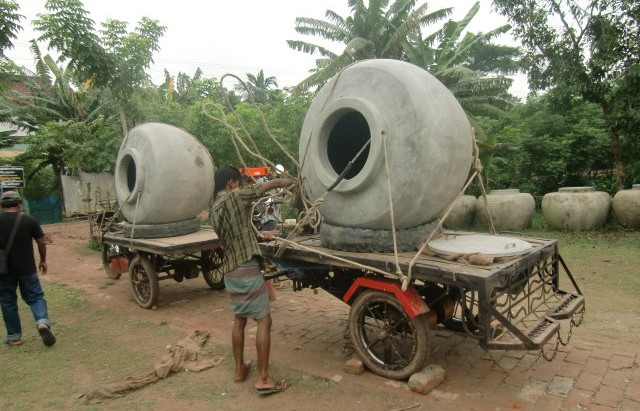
[214, 165, 242, 196]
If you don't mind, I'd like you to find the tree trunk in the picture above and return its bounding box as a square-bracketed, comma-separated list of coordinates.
[609, 128, 626, 191]
[602, 102, 626, 191]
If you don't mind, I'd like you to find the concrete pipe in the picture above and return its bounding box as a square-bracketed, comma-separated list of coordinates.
[115, 123, 214, 234]
[299, 60, 473, 250]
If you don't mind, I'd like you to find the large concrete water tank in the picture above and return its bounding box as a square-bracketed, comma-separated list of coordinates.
[299, 60, 473, 250]
[542, 186, 611, 230]
[114, 123, 214, 236]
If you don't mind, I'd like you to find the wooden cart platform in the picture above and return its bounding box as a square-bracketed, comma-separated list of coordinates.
[100, 228, 224, 308]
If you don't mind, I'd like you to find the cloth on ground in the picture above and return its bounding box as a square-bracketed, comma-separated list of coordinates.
[78, 330, 223, 404]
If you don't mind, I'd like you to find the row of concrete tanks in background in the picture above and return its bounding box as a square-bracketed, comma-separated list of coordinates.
[446, 185, 640, 231]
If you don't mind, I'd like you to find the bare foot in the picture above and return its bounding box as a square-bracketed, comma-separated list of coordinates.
[233, 361, 252, 383]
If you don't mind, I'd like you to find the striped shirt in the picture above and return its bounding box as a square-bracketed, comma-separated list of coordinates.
[211, 184, 263, 273]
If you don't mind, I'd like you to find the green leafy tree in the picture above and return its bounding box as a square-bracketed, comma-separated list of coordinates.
[235, 69, 281, 104]
[0, 0, 23, 91]
[1, 49, 116, 131]
[0, 0, 22, 54]
[33, 0, 166, 134]
[404, 2, 519, 119]
[17, 116, 121, 193]
[493, 0, 640, 190]
[287, 0, 451, 91]
[490, 96, 612, 196]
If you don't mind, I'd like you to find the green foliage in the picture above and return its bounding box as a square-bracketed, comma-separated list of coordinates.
[488, 96, 613, 196]
[235, 69, 281, 104]
[493, 0, 640, 189]
[34, 0, 166, 101]
[287, 0, 452, 91]
[0, 0, 22, 53]
[20, 161, 57, 199]
[18, 117, 120, 180]
[1, 51, 118, 132]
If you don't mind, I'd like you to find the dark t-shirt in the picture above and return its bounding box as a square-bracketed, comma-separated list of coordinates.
[0, 212, 45, 276]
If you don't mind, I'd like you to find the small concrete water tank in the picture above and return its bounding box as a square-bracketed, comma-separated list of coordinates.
[475, 189, 535, 232]
[114, 123, 214, 237]
[612, 184, 640, 229]
[542, 186, 611, 230]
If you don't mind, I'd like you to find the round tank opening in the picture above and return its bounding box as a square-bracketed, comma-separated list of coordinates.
[119, 154, 137, 193]
[327, 110, 370, 180]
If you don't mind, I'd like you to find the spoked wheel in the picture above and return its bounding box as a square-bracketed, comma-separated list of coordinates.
[348, 290, 430, 380]
[128, 256, 159, 309]
[442, 289, 480, 333]
[202, 248, 225, 290]
[101, 244, 127, 280]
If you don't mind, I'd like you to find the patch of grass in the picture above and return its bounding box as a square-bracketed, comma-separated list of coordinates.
[75, 240, 101, 256]
[523, 228, 640, 291]
[0, 283, 186, 410]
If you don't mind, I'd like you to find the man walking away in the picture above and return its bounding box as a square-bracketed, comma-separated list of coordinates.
[0, 191, 55, 347]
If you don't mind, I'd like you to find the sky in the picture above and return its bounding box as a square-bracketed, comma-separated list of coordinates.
[7, 0, 527, 97]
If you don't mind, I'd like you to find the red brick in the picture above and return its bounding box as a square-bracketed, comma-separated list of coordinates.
[554, 361, 583, 378]
[589, 404, 618, 411]
[593, 385, 624, 408]
[516, 354, 539, 370]
[610, 354, 636, 370]
[603, 368, 631, 389]
[505, 368, 531, 388]
[532, 394, 564, 410]
[561, 388, 593, 410]
[591, 348, 615, 361]
[564, 348, 591, 364]
[574, 372, 603, 392]
[584, 357, 609, 375]
[497, 356, 520, 372]
[621, 399, 640, 411]
[625, 381, 640, 403]
[474, 370, 506, 393]
[530, 363, 556, 382]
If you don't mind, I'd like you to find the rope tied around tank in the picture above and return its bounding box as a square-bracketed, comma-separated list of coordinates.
[205, 74, 498, 292]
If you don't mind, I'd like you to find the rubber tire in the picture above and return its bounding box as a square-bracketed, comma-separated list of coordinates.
[120, 218, 200, 239]
[320, 220, 439, 252]
[128, 256, 159, 309]
[348, 290, 430, 380]
[202, 248, 225, 290]
[102, 244, 123, 280]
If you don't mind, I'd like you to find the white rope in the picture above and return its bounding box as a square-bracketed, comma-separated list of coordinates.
[381, 132, 403, 279]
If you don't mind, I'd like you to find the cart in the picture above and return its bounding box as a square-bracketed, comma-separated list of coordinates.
[259, 231, 585, 380]
[101, 228, 224, 308]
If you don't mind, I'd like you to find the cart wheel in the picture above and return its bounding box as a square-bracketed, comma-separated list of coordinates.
[443, 289, 480, 332]
[128, 256, 159, 309]
[102, 244, 126, 280]
[202, 248, 225, 290]
[348, 290, 430, 380]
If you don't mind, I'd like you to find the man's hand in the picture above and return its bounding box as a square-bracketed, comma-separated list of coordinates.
[39, 261, 48, 275]
[259, 231, 275, 241]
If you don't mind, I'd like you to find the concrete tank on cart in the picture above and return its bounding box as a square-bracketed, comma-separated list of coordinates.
[114, 123, 215, 237]
[299, 59, 473, 251]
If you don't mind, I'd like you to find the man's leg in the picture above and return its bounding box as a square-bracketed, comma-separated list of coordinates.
[0, 276, 22, 343]
[232, 315, 248, 382]
[18, 273, 55, 346]
[255, 313, 274, 388]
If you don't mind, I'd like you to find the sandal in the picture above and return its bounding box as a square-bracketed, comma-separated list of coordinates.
[256, 379, 289, 396]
